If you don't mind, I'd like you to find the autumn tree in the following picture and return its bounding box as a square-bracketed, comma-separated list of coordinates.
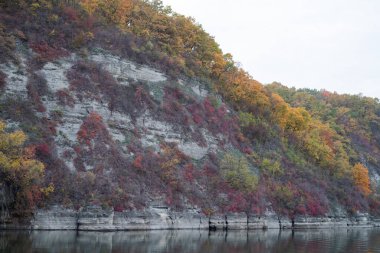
[79, 0, 99, 15]
[159, 143, 184, 189]
[0, 121, 45, 216]
[80, 0, 132, 28]
[352, 163, 371, 196]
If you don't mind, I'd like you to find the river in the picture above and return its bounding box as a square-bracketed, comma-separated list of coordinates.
[1, 228, 380, 253]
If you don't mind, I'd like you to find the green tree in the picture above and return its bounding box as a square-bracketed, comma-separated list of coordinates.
[220, 153, 258, 193]
[260, 158, 282, 177]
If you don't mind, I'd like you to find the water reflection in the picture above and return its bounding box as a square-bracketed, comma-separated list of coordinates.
[1, 228, 380, 253]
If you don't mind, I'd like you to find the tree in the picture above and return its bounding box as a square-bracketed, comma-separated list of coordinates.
[260, 158, 282, 177]
[79, 0, 99, 15]
[220, 153, 258, 193]
[80, 0, 132, 28]
[0, 120, 45, 216]
[352, 163, 371, 196]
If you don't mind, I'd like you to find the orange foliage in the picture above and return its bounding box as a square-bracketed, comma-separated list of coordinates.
[80, 0, 132, 28]
[352, 163, 371, 196]
[217, 68, 270, 114]
[77, 112, 105, 146]
[159, 144, 187, 189]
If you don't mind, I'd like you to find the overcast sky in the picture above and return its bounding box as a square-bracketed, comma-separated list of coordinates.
[161, 0, 380, 99]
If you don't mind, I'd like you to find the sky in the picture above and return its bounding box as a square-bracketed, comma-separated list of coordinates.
[161, 0, 380, 99]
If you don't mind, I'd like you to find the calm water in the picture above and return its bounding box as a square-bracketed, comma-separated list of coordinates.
[1, 228, 380, 253]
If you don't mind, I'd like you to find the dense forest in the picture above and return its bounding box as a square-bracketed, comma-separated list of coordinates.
[0, 0, 379, 220]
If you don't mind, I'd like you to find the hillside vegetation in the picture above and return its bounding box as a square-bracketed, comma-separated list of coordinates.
[0, 0, 379, 219]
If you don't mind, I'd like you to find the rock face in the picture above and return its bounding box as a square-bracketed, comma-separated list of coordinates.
[1, 206, 370, 231]
[89, 50, 167, 84]
[29, 206, 210, 231]
[1, 43, 379, 232]
[32, 206, 78, 230]
[0, 56, 28, 98]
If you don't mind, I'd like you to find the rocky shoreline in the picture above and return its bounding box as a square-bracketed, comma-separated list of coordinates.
[1, 205, 379, 231]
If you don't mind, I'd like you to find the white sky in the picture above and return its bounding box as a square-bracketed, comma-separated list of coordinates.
[161, 0, 380, 99]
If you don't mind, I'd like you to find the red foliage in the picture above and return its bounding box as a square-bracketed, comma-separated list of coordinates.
[184, 163, 195, 182]
[186, 97, 242, 150]
[114, 205, 125, 212]
[163, 99, 190, 126]
[202, 162, 218, 178]
[216, 105, 227, 118]
[203, 98, 215, 115]
[242, 147, 253, 155]
[162, 87, 192, 127]
[133, 154, 143, 170]
[30, 42, 69, 63]
[82, 15, 96, 31]
[187, 103, 204, 125]
[191, 130, 207, 147]
[192, 113, 203, 125]
[226, 191, 247, 213]
[56, 89, 75, 107]
[62, 6, 80, 22]
[321, 129, 335, 150]
[37, 104, 46, 112]
[35, 143, 51, 157]
[77, 112, 107, 146]
[321, 90, 331, 98]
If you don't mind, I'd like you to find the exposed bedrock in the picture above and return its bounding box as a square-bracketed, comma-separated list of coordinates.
[0, 206, 375, 231]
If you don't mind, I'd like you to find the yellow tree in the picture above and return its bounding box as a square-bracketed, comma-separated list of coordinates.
[271, 93, 289, 129]
[159, 144, 181, 189]
[80, 0, 133, 28]
[0, 121, 45, 215]
[80, 0, 100, 15]
[352, 163, 371, 196]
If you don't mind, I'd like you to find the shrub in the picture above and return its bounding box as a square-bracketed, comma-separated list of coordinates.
[260, 158, 283, 177]
[30, 42, 69, 65]
[35, 143, 51, 157]
[77, 112, 107, 146]
[56, 89, 75, 107]
[132, 154, 143, 170]
[67, 61, 99, 100]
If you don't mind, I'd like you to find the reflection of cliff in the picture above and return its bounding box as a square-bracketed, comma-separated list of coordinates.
[1, 229, 380, 253]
